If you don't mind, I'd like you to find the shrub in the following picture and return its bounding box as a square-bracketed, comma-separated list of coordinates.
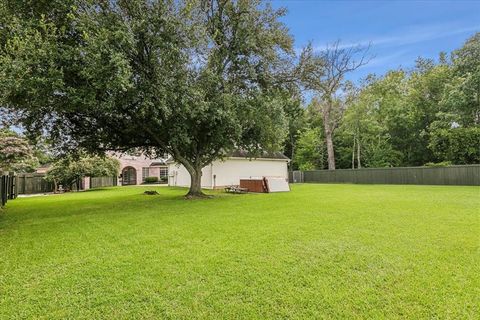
[144, 176, 159, 183]
[428, 127, 480, 164]
[425, 161, 452, 167]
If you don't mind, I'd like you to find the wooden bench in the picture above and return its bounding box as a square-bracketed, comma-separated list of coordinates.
[224, 185, 248, 194]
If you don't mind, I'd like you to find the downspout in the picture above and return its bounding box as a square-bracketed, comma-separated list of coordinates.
[211, 163, 215, 189]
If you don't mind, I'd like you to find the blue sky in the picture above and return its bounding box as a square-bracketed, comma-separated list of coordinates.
[272, 0, 480, 81]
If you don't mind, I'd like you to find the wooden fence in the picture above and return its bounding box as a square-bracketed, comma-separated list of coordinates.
[2, 173, 118, 197]
[1, 172, 16, 207]
[16, 173, 55, 194]
[289, 164, 480, 186]
[90, 176, 117, 188]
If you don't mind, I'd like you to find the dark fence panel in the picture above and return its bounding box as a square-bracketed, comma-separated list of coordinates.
[16, 174, 54, 194]
[291, 164, 480, 186]
[1, 172, 16, 207]
[90, 176, 117, 189]
[15, 174, 116, 194]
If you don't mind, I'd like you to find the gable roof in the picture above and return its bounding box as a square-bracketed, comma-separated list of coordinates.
[228, 150, 289, 160]
[166, 150, 289, 163]
[150, 161, 167, 166]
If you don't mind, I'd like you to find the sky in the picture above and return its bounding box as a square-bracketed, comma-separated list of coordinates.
[272, 0, 480, 81]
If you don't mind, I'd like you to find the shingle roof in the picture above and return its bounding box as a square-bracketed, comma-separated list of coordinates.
[228, 149, 290, 160]
[166, 150, 289, 163]
[150, 161, 167, 166]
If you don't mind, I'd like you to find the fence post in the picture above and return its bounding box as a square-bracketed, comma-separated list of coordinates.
[1, 173, 6, 207]
[8, 172, 15, 199]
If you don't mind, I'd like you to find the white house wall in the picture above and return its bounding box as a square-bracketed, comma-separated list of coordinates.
[168, 163, 212, 188]
[168, 158, 288, 189]
[212, 159, 288, 188]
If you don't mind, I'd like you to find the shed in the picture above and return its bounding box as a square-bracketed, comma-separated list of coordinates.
[167, 151, 290, 189]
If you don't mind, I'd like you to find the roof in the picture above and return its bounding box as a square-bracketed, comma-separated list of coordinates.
[166, 150, 289, 163]
[150, 161, 167, 166]
[35, 163, 51, 173]
[228, 150, 289, 160]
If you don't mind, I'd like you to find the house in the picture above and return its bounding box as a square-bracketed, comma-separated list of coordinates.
[167, 150, 290, 189]
[112, 153, 169, 185]
[35, 163, 51, 174]
[33, 153, 169, 186]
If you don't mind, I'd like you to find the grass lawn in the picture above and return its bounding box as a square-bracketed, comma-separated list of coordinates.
[0, 184, 479, 319]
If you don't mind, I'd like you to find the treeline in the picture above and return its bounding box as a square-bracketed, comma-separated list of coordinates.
[286, 33, 480, 170]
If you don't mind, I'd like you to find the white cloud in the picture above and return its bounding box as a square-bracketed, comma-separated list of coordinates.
[299, 22, 479, 53]
[365, 50, 410, 68]
[366, 24, 479, 47]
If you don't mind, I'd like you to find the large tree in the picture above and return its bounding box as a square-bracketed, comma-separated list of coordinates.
[298, 42, 370, 170]
[0, 0, 294, 197]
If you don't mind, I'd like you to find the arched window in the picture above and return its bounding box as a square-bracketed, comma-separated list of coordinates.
[121, 167, 137, 185]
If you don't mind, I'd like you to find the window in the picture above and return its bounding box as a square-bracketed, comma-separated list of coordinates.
[159, 167, 168, 180]
[142, 167, 149, 182]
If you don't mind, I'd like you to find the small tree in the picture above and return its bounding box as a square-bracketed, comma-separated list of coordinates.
[294, 127, 325, 170]
[0, 129, 39, 173]
[46, 155, 120, 192]
[282, 95, 306, 169]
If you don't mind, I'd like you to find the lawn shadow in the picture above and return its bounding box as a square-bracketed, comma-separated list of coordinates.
[0, 186, 264, 231]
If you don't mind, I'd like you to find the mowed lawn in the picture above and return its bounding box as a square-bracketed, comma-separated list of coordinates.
[0, 184, 478, 319]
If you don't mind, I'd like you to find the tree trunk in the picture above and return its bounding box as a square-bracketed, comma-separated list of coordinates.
[356, 136, 362, 169]
[290, 135, 296, 169]
[352, 135, 356, 169]
[186, 165, 207, 198]
[322, 102, 336, 170]
[325, 129, 335, 170]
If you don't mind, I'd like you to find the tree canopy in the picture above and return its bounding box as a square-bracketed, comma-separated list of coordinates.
[289, 32, 480, 170]
[0, 0, 295, 197]
[1, 1, 478, 181]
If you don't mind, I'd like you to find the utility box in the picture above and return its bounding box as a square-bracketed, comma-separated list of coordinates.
[240, 178, 268, 193]
[239, 177, 290, 193]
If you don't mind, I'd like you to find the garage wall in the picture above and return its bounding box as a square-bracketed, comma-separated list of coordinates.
[212, 159, 288, 188]
[168, 158, 288, 189]
[168, 163, 212, 188]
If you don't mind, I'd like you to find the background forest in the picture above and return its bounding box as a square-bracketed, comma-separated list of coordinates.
[286, 33, 479, 170]
[0, 0, 478, 174]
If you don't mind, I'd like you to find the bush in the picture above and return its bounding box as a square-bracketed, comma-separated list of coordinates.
[144, 176, 159, 183]
[424, 161, 452, 167]
[428, 127, 480, 164]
